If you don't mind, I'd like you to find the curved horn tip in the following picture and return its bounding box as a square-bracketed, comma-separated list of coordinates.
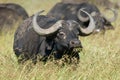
[104, 8, 118, 22]
[36, 10, 45, 15]
[77, 8, 89, 22]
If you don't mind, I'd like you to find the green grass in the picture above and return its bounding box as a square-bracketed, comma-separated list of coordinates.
[0, 0, 120, 80]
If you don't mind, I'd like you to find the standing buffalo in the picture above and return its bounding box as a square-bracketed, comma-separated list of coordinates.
[13, 9, 95, 64]
[47, 2, 117, 35]
[0, 3, 28, 31]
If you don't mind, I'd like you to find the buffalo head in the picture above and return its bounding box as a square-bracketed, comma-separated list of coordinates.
[78, 7, 118, 34]
[32, 10, 83, 59]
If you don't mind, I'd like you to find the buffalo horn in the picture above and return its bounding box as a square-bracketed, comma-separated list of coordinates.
[77, 8, 89, 22]
[77, 8, 97, 22]
[79, 9, 96, 34]
[32, 10, 63, 35]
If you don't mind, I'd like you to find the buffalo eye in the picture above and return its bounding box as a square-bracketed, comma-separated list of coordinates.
[57, 32, 66, 39]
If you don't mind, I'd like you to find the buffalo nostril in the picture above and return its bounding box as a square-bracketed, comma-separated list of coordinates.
[70, 40, 80, 46]
[70, 41, 75, 45]
[70, 40, 82, 48]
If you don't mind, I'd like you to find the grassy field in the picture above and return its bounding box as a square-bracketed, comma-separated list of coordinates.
[0, 0, 120, 80]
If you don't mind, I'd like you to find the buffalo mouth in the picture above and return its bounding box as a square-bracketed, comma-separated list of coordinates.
[73, 47, 82, 52]
[60, 45, 82, 53]
[68, 46, 83, 53]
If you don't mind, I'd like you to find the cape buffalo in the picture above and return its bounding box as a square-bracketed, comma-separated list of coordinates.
[13, 10, 95, 64]
[0, 3, 28, 31]
[47, 2, 117, 35]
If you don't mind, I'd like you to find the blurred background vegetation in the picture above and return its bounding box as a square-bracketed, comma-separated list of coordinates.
[0, 0, 61, 15]
[0, 0, 119, 15]
[0, 0, 120, 80]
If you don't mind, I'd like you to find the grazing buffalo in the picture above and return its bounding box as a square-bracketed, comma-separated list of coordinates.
[47, 2, 117, 35]
[13, 10, 95, 64]
[0, 3, 28, 31]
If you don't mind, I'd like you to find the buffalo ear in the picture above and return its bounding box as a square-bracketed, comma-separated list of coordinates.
[104, 24, 114, 30]
[103, 18, 115, 30]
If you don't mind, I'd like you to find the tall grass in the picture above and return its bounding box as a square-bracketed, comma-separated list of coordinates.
[0, 0, 120, 80]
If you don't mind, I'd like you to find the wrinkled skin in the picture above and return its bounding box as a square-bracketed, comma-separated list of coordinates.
[13, 15, 82, 64]
[47, 2, 114, 35]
